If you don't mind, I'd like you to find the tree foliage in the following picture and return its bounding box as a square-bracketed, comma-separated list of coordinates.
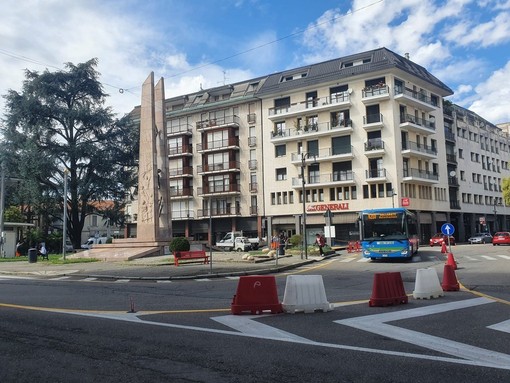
[1, 59, 138, 248]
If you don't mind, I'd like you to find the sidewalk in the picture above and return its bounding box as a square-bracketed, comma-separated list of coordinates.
[0, 251, 341, 281]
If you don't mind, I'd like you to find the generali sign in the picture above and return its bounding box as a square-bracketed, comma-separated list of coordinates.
[307, 203, 349, 212]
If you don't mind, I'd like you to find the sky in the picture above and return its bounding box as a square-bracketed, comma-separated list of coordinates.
[1, 0, 510, 124]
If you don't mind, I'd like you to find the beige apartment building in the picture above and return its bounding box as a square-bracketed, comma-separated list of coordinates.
[127, 47, 509, 245]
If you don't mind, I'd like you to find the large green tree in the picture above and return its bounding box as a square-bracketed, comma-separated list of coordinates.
[2, 59, 138, 248]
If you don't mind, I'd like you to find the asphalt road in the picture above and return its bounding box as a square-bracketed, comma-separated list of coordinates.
[0, 245, 509, 382]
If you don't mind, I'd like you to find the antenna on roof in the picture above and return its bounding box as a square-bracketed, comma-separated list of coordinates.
[405, 53, 410, 60]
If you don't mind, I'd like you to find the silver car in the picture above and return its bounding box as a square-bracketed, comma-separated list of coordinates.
[467, 233, 493, 244]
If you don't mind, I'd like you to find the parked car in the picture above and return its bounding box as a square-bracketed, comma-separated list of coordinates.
[492, 232, 510, 246]
[429, 233, 456, 246]
[467, 233, 493, 244]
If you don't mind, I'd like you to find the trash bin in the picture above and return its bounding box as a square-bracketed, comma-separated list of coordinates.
[28, 248, 37, 263]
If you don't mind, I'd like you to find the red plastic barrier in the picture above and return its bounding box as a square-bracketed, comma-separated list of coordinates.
[231, 275, 283, 315]
[369, 272, 408, 307]
[348, 241, 361, 253]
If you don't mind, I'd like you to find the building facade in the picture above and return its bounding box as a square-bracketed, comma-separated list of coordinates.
[127, 47, 509, 245]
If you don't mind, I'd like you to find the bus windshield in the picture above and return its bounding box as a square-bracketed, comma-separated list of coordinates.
[361, 211, 407, 241]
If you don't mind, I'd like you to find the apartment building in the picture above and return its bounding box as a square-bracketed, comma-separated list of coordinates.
[127, 47, 509, 244]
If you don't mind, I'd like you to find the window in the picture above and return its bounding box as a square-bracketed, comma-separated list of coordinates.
[276, 168, 287, 181]
[332, 136, 351, 155]
[275, 144, 286, 157]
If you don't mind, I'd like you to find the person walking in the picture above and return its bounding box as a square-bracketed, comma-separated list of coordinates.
[315, 233, 325, 256]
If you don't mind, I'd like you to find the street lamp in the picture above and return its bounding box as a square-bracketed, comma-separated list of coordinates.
[493, 199, 500, 232]
[391, 189, 397, 208]
[62, 169, 69, 260]
[301, 152, 317, 260]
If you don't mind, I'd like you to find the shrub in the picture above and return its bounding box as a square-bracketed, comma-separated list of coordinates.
[169, 237, 190, 253]
[288, 234, 302, 247]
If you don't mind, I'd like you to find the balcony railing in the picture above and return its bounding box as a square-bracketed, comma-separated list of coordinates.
[366, 168, 387, 179]
[400, 113, 436, 131]
[268, 92, 350, 117]
[169, 187, 193, 197]
[248, 136, 257, 147]
[248, 159, 257, 170]
[196, 115, 240, 130]
[403, 168, 439, 181]
[168, 144, 192, 156]
[168, 166, 193, 177]
[167, 123, 193, 136]
[363, 113, 383, 125]
[196, 137, 239, 151]
[249, 182, 258, 192]
[271, 120, 352, 140]
[197, 161, 240, 173]
[250, 206, 258, 215]
[364, 138, 384, 151]
[401, 140, 437, 156]
[394, 86, 438, 108]
[291, 171, 355, 186]
[446, 153, 457, 163]
[450, 200, 461, 210]
[197, 183, 241, 195]
[197, 206, 241, 218]
[362, 84, 389, 98]
[448, 176, 459, 186]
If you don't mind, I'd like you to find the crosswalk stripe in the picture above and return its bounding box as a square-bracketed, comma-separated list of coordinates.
[340, 258, 356, 262]
[156, 280, 173, 283]
[497, 255, 510, 260]
[464, 256, 477, 261]
[83, 277, 98, 282]
[114, 279, 130, 283]
[481, 255, 498, 261]
[357, 258, 370, 262]
[50, 276, 71, 280]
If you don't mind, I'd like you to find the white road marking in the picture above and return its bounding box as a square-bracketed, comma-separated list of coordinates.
[481, 255, 498, 261]
[497, 255, 510, 260]
[83, 277, 98, 282]
[195, 278, 212, 282]
[488, 319, 510, 334]
[335, 298, 510, 370]
[114, 279, 130, 283]
[340, 258, 356, 262]
[464, 256, 477, 261]
[49, 276, 71, 280]
[156, 280, 173, 283]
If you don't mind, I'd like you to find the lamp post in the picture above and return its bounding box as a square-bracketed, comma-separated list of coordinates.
[62, 169, 69, 260]
[301, 152, 317, 260]
[493, 199, 499, 233]
[391, 189, 397, 208]
[0, 162, 5, 258]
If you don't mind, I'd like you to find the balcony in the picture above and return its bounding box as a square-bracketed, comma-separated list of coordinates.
[248, 136, 257, 147]
[402, 168, 439, 184]
[169, 187, 193, 198]
[444, 129, 456, 142]
[290, 146, 354, 164]
[448, 176, 459, 187]
[394, 86, 438, 111]
[291, 171, 355, 188]
[168, 144, 192, 157]
[401, 140, 437, 160]
[196, 137, 239, 152]
[362, 84, 390, 105]
[446, 153, 457, 163]
[248, 159, 257, 170]
[197, 205, 241, 218]
[168, 166, 193, 178]
[450, 200, 461, 210]
[196, 115, 240, 131]
[171, 210, 196, 220]
[197, 183, 241, 196]
[365, 168, 387, 183]
[270, 120, 353, 143]
[400, 113, 436, 135]
[268, 92, 351, 120]
[362, 113, 384, 131]
[197, 161, 241, 174]
[364, 139, 385, 158]
[167, 123, 193, 137]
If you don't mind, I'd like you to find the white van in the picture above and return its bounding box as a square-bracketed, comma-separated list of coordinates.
[81, 237, 108, 249]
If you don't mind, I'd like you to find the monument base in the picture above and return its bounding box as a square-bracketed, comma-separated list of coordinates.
[71, 238, 170, 261]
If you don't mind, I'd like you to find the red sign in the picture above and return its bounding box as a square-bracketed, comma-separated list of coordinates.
[307, 203, 349, 212]
[401, 197, 410, 207]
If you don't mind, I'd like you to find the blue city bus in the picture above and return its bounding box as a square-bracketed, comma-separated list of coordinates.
[359, 208, 419, 260]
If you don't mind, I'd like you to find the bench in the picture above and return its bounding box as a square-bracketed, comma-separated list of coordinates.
[173, 250, 209, 266]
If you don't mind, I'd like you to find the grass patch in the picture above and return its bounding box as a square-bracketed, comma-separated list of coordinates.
[0, 254, 99, 264]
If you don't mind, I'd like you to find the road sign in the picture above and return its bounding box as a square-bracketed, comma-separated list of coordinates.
[441, 223, 455, 236]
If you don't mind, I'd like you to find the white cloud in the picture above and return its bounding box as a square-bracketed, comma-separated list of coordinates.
[466, 60, 510, 123]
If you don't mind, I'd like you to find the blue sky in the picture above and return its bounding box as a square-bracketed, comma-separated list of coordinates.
[1, 0, 510, 123]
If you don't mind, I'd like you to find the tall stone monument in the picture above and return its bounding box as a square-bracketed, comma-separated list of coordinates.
[80, 73, 172, 260]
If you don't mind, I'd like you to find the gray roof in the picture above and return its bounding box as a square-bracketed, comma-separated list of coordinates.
[255, 47, 453, 97]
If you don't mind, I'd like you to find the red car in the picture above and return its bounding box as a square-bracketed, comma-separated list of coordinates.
[429, 233, 455, 247]
[492, 232, 510, 246]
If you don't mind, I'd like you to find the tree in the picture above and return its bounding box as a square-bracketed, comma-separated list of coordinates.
[502, 178, 510, 206]
[2, 59, 138, 248]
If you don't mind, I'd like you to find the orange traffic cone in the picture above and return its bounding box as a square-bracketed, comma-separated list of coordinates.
[441, 264, 459, 291]
[446, 252, 457, 270]
[441, 242, 447, 254]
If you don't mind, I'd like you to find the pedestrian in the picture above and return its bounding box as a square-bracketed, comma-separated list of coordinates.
[16, 241, 23, 257]
[39, 242, 48, 260]
[315, 233, 325, 256]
